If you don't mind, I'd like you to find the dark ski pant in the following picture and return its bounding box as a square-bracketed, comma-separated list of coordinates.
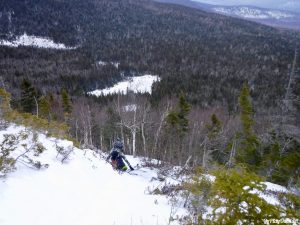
[112, 158, 127, 171]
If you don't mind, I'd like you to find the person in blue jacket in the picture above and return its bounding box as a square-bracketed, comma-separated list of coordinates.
[106, 138, 134, 171]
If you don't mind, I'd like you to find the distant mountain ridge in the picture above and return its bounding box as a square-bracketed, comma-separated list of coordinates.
[156, 0, 300, 29]
[213, 6, 294, 19]
[211, 5, 300, 30]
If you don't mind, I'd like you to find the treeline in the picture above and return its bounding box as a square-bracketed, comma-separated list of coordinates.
[3, 77, 299, 189]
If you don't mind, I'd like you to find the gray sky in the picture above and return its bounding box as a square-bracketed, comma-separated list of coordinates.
[191, 0, 300, 13]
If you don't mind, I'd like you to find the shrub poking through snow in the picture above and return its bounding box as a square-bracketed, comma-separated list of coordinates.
[0, 130, 49, 175]
[56, 144, 73, 163]
[184, 166, 299, 225]
[0, 134, 18, 177]
[0, 88, 75, 144]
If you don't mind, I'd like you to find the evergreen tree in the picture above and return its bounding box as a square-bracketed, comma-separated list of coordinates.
[38, 96, 50, 120]
[177, 93, 191, 134]
[206, 113, 222, 140]
[205, 113, 224, 164]
[0, 88, 11, 117]
[166, 93, 191, 164]
[60, 89, 72, 122]
[48, 92, 60, 121]
[103, 107, 121, 149]
[167, 93, 191, 137]
[20, 79, 37, 114]
[185, 167, 284, 225]
[237, 83, 260, 169]
[268, 138, 300, 187]
[61, 89, 72, 114]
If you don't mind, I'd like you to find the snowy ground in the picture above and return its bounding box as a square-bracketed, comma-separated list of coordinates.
[0, 33, 75, 49]
[0, 125, 186, 225]
[0, 124, 294, 225]
[88, 75, 161, 96]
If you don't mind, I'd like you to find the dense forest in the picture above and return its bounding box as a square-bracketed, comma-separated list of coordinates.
[0, 0, 300, 107]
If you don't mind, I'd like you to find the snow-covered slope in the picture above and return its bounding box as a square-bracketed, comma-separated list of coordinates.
[0, 33, 75, 49]
[88, 75, 161, 96]
[1, 124, 295, 225]
[0, 125, 185, 225]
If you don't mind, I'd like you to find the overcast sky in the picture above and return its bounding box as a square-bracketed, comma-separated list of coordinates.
[192, 0, 300, 12]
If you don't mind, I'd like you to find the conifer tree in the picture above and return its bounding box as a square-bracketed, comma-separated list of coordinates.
[167, 93, 191, 137]
[38, 96, 50, 120]
[20, 79, 37, 114]
[103, 107, 121, 149]
[237, 83, 260, 169]
[204, 113, 224, 164]
[206, 113, 222, 140]
[166, 93, 191, 164]
[61, 89, 72, 114]
[0, 88, 11, 117]
[184, 167, 289, 225]
[178, 93, 191, 135]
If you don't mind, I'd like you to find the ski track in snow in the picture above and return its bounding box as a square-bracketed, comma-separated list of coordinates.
[0, 125, 185, 225]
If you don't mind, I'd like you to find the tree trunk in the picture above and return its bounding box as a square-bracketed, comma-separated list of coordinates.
[153, 103, 169, 158]
[202, 137, 207, 169]
[141, 108, 147, 157]
[75, 119, 78, 141]
[132, 107, 137, 157]
[87, 105, 93, 147]
[227, 138, 236, 167]
[100, 132, 103, 150]
[34, 96, 38, 118]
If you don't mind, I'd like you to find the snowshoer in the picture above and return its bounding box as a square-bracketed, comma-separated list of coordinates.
[106, 138, 134, 171]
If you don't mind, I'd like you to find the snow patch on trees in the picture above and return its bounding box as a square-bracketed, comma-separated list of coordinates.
[88, 75, 161, 96]
[0, 33, 75, 49]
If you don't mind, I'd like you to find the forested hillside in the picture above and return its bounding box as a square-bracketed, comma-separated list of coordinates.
[0, 0, 300, 107]
[0, 0, 300, 223]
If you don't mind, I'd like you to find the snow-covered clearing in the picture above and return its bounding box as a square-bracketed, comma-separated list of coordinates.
[0, 33, 75, 49]
[0, 125, 186, 225]
[88, 75, 161, 96]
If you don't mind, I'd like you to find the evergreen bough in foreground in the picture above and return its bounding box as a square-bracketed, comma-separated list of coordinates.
[184, 167, 300, 225]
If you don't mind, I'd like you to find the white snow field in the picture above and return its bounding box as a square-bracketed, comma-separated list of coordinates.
[0, 124, 294, 225]
[0, 33, 74, 49]
[88, 75, 161, 96]
[0, 125, 186, 225]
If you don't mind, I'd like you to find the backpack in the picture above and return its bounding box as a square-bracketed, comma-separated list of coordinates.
[110, 149, 126, 170]
[110, 149, 120, 161]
